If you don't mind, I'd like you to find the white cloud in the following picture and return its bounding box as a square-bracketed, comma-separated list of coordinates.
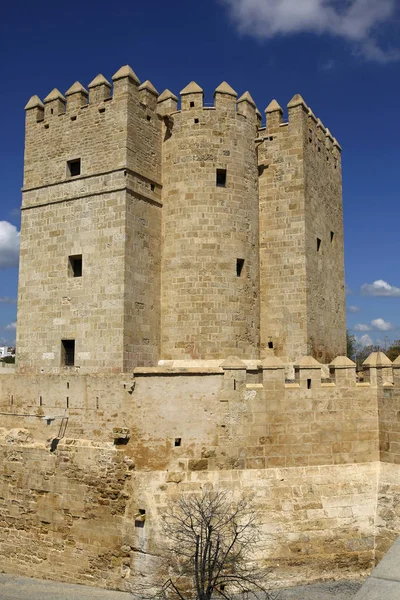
[361, 280, 400, 297]
[222, 0, 398, 62]
[0, 222, 20, 268]
[4, 322, 16, 331]
[371, 318, 392, 332]
[353, 318, 394, 333]
[354, 323, 371, 332]
[357, 334, 373, 347]
[348, 305, 360, 313]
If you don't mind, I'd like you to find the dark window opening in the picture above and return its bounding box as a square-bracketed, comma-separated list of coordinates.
[50, 108, 54, 115]
[61, 340, 75, 367]
[67, 381, 69, 389]
[194, 118, 199, 124]
[67, 158, 81, 177]
[98, 107, 105, 113]
[174, 438, 182, 447]
[44, 123, 49, 129]
[135, 508, 146, 528]
[69, 255, 82, 278]
[96, 397, 99, 410]
[309, 137, 312, 143]
[39, 396, 43, 406]
[236, 258, 245, 277]
[330, 231, 335, 243]
[268, 341, 274, 349]
[317, 238, 321, 252]
[190, 101, 195, 108]
[220, 585, 226, 592]
[216, 169, 227, 187]
[307, 379, 312, 389]
[114, 437, 129, 446]
[151, 183, 155, 192]
[318, 147, 321, 152]
[71, 116, 77, 121]
[10, 395, 13, 406]
[66, 396, 69, 408]
[146, 115, 151, 121]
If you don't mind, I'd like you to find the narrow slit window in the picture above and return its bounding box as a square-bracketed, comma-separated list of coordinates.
[69, 255, 82, 278]
[317, 238, 321, 252]
[307, 378, 312, 389]
[67, 158, 81, 177]
[216, 169, 227, 187]
[236, 258, 244, 277]
[330, 231, 335, 243]
[61, 340, 75, 366]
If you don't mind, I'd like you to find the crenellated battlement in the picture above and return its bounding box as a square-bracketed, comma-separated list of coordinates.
[257, 94, 341, 161]
[25, 69, 262, 129]
[24, 65, 160, 127]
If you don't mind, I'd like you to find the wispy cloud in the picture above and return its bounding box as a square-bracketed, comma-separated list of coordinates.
[361, 280, 400, 297]
[221, 0, 399, 62]
[348, 305, 360, 313]
[4, 322, 16, 331]
[0, 297, 17, 304]
[0, 221, 20, 268]
[354, 323, 371, 332]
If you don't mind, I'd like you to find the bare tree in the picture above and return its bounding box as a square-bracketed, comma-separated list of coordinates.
[135, 489, 276, 600]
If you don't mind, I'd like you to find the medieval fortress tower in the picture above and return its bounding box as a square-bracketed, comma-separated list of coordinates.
[0, 65, 399, 592]
[19, 64, 345, 373]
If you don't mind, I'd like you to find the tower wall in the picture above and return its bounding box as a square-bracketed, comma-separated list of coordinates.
[160, 87, 260, 360]
[304, 111, 346, 362]
[18, 69, 162, 374]
[258, 97, 345, 362]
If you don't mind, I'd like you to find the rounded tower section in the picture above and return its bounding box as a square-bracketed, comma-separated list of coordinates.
[160, 82, 260, 360]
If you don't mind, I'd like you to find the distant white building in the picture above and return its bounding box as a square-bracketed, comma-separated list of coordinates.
[0, 347, 11, 358]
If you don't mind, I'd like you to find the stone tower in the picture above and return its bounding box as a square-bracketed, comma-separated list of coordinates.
[258, 95, 346, 363]
[17, 67, 162, 374]
[160, 82, 260, 360]
[16, 65, 346, 373]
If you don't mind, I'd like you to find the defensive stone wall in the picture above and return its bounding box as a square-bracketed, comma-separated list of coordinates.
[1, 354, 400, 590]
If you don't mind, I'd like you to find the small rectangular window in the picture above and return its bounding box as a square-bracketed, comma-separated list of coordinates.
[236, 258, 244, 277]
[317, 238, 321, 252]
[67, 159, 81, 177]
[61, 340, 75, 366]
[69, 255, 82, 277]
[216, 169, 227, 187]
[194, 118, 199, 124]
[174, 438, 182, 447]
[190, 101, 195, 108]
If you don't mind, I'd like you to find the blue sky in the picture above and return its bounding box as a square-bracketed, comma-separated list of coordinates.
[1, 0, 400, 350]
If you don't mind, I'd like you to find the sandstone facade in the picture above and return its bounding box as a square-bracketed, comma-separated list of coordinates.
[0, 65, 396, 593]
[18, 65, 345, 373]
